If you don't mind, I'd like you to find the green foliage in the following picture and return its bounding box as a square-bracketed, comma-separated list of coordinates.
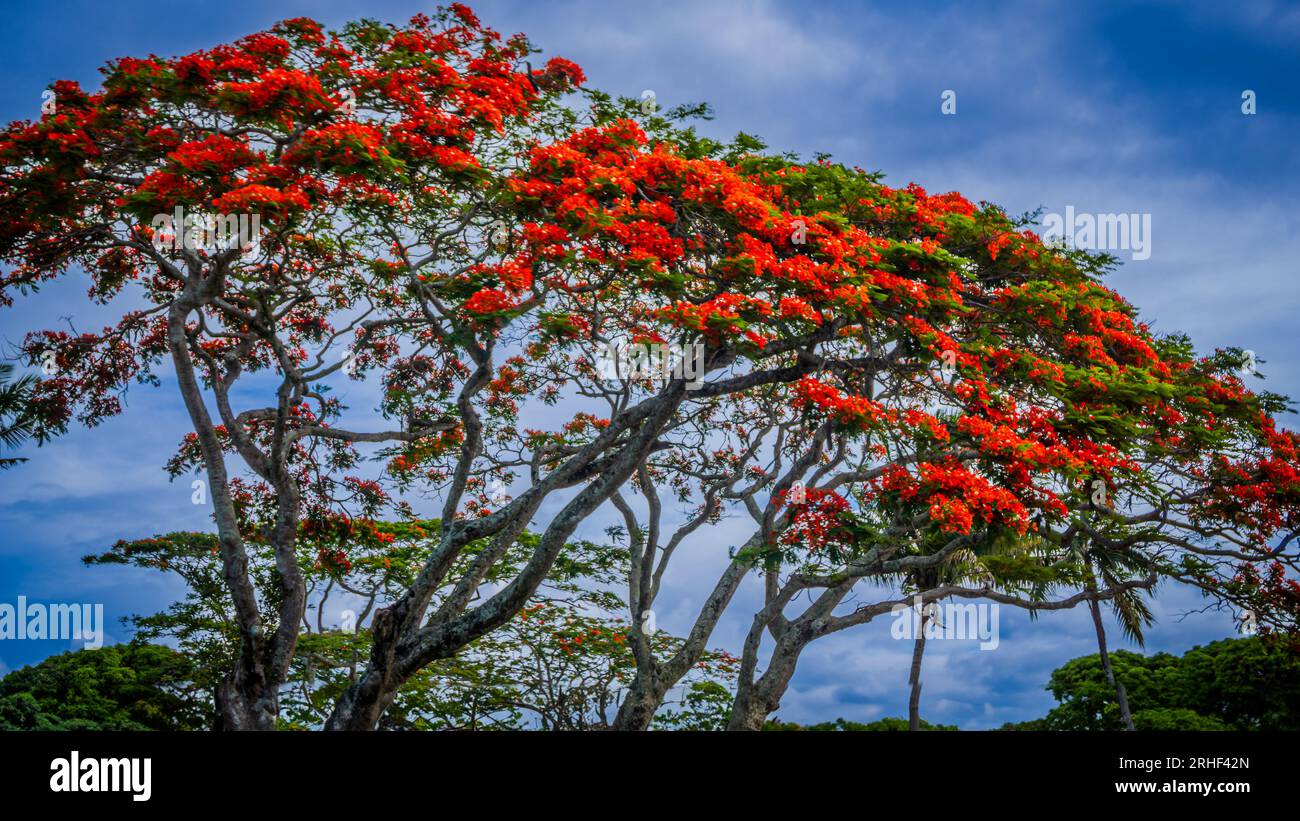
[0, 643, 207, 730]
[997, 718, 1049, 731]
[1170, 636, 1300, 729]
[764, 716, 958, 731]
[1130, 708, 1230, 731]
[84, 531, 274, 694]
[0, 361, 37, 468]
[653, 680, 735, 731]
[86, 522, 736, 730]
[1015, 636, 1300, 731]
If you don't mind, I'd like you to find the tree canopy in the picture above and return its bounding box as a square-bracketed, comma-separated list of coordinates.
[1013, 636, 1300, 731]
[0, 643, 207, 730]
[1, 3, 1298, 730]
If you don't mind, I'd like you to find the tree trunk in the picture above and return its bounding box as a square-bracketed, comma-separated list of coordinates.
[613, 558, 755, 731]
[908, 605, 929, 731]
[323, 673, 397, 731]
[214, 670, 278, 731]
[323, 602, 404, 730]
[726, 696, 770, 731]
[726, 634, 804, 731]
[1088, 596, 1135, 731]
[169, 302, 291, 730]
[611, 674, 664, 731]
[726, 662, 778, 731]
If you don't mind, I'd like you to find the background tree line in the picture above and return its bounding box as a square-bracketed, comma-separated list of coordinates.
[5, 633, 1294, 731]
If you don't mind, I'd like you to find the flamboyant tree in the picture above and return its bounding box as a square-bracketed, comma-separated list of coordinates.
[0, 4, 831, 730]
[526, 149, 1300, 729]
[0, 5, 597, 729]
[3, 3, 1298, 732]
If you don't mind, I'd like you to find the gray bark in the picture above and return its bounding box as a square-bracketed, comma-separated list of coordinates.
[1088, 595, 1135, 731]
[907, 606, 929, 731]
[169, 298, 293, 730]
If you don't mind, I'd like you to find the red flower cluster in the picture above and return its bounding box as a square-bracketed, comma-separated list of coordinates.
[778, 487, 853, 552]
[463, 288, 515, 315]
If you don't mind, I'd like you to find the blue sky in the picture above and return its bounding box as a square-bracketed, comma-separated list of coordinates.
[1, 0, 1297, 728]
